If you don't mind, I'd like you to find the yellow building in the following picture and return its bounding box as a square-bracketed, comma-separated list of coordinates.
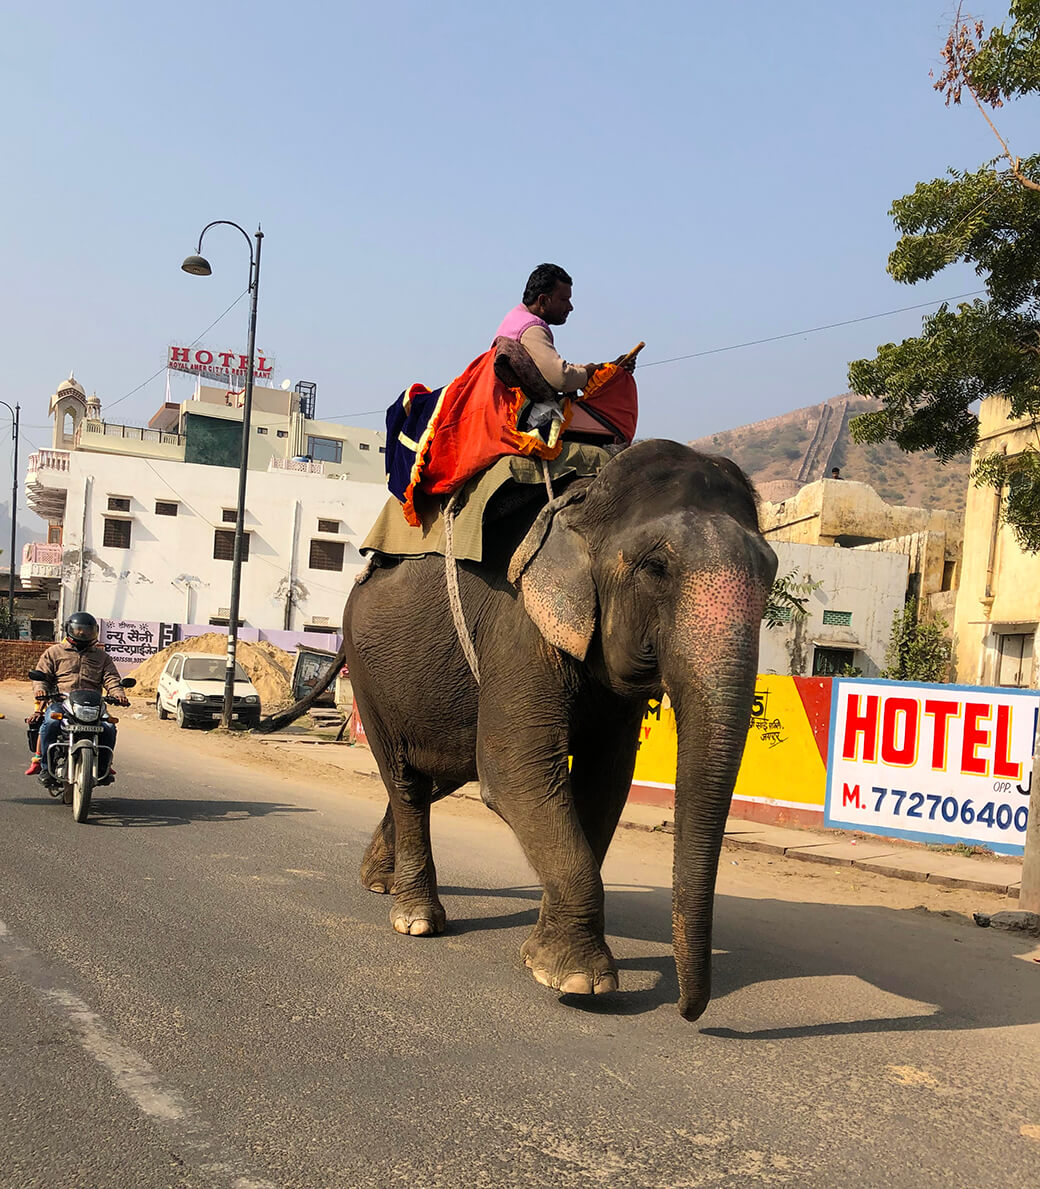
[952, 396, 1039, 688]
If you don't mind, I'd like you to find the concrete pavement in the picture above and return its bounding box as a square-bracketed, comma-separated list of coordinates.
[259, 734, 1026, 901]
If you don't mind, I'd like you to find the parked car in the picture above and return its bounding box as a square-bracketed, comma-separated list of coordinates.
[155, 653, 262, 729]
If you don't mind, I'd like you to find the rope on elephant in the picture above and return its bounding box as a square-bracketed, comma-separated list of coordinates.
[540, 456, 554, 502]
[443, 494, 481, 683]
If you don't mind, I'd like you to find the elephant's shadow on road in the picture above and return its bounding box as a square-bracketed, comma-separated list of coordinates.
[7, 795, 314, 828]
[440, 881, 1040, 1038]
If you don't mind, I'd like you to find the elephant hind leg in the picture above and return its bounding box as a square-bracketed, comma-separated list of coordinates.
[386, 769, 446, 937]
[361, 804, 396, 894]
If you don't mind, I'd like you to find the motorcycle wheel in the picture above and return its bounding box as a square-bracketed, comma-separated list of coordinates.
[72, 754, 94, 823]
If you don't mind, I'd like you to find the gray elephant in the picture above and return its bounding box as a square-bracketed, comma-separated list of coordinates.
[283, 440, 776, 1020]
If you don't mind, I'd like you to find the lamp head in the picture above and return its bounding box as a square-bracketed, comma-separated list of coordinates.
[181, 254, 212, 277]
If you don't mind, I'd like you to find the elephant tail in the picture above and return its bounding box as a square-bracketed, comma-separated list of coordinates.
[256, 640, 349, 735]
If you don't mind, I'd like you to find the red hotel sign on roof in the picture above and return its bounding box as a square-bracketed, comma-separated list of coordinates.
[168, 345, 274, 383]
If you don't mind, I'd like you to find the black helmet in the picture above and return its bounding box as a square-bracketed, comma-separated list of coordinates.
[65, 611, 99, 651]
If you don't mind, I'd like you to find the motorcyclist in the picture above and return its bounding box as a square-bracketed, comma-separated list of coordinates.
[25, 612, 129, 787]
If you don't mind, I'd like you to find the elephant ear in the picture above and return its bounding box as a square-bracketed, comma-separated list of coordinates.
[509, 484, 597, 661]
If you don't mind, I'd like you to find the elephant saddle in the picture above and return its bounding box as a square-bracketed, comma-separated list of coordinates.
[384, 339, 637, 527]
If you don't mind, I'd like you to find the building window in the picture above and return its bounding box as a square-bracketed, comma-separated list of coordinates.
[359, 442, 370, 451]
[307, 435, 343, 463]
[155, 500, 178, 517]
[256, 426, 268, 435]
[771, 606, 792, 623]
[107, 496, 131, 512]
[303, 623, 336, 633]
[103, 518, 131, 549]
[812, 647, 855, 677]
[213, 529, 249, 561]
[277, 430, 288, 438]
[822, 610, 853, 626]
[996, 633, 1034, 688]
[317, 518, 340, 534]
[47, 523, 63, 545]
[208, 616, 244, 627]
[378, 446, 386, 454]
[941, 560, 957, 591]
[309, 539, 345, 571]
[222, 509, 237, 523]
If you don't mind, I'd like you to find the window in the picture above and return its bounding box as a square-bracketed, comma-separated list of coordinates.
[222, 509, 237, 523]
[256, 426, 268, 435]
[208, 616, 244, 627]
[47, 523, 63, 545]
[103, 518, 131, 549]
[822, 610, 853, 626]
[304, 623, 336, 633]
[997, 633, 1034, 688]
[277, 430, 288, 439]
[213, 529, 249, 561]
[812, 647, 855, 677]
[359, 442, 370, 452]
[378, 446, 386, 454]
[155, 500, 178, 517]
[309, 539, 345, 571]
[941, 560, 957, 592]
[317, 518, 340, 534]
[307, 435, 343, 463]
[107, 496, 131, 512]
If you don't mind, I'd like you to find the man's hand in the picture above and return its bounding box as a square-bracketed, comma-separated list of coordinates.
[613, 352, 637, 374]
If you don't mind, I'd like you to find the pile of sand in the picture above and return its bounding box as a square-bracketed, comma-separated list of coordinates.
[128, 634, 296, 708]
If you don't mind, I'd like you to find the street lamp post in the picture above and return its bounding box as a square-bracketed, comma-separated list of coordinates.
[182, 221, 263, 729]
[0, 400, 19, 640]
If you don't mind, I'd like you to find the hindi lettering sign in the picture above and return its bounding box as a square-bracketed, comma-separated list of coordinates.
[99, 619, 178, 674]
[825, 678, 1037, 855]
[167, 345, 274, 384]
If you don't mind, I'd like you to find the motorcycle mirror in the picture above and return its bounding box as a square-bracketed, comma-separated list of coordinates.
[27, 670, 47, 682]
[120, 678, 137, 689]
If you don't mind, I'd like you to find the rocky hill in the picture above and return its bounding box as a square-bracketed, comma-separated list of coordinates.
[688, 394, 971, 513]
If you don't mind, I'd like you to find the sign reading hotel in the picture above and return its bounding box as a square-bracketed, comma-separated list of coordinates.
[167, 344, 274, 384]
[825, 679, 1036, 855]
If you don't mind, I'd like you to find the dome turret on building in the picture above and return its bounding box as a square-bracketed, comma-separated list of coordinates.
[49, 372, 89, 448]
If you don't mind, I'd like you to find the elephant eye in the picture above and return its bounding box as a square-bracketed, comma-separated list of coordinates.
[638, 553, 669, 580]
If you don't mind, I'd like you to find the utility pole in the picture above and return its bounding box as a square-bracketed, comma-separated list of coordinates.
[0, 400, 18, 638]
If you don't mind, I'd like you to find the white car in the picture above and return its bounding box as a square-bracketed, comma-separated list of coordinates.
[155, 652, 262, 729]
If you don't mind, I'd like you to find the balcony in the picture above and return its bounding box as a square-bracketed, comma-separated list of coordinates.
[269, 457, 326, 476]
[74, 418, 185, 460]
[21, 542, 63, 588]
[25, 450, 71, 519]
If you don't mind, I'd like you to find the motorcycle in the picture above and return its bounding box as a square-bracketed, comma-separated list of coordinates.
[27, 669, 137, 823]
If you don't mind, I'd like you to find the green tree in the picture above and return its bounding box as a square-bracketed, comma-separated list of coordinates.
[763, 570, 821, 629]
[881, 602, 952, 683]
[848, 2, 1040, 547]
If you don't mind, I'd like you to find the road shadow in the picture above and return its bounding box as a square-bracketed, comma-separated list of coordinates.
[437, 880, 1040, 1036]
[6, 795, 313, 828]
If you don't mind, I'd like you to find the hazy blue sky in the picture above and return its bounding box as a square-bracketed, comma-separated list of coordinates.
[1, 0, 1032, 519]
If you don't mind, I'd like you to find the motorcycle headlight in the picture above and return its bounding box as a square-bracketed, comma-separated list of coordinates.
[75, 705, 100, 722]
[188, 693, 206, 702]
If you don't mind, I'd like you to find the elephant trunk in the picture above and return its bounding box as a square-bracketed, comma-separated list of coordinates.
[666, 569, 763, 1022]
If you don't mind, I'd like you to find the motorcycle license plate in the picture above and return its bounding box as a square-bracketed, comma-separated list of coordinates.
[73, 724, 105, 733]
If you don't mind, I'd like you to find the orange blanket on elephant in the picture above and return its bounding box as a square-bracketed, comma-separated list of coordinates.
[393, 347, 566, 526]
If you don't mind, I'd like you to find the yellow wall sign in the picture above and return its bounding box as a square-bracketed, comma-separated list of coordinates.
[632, 676, 828, 811]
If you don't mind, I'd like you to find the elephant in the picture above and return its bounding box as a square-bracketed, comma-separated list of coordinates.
[275, 439, 777, 1021]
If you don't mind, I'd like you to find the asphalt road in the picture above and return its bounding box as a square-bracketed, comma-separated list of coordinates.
[1, 684, 1039, 1189]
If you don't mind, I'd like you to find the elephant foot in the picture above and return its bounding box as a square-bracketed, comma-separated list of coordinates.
[360, 824, 396, 894]
[520, 925, 619, 996]
[391, 899, 446, 937]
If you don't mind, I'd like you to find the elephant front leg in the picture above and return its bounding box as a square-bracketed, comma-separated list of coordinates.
[480, 743, 618, 996]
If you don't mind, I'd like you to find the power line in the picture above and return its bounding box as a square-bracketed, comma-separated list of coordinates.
[105, 289, 250, 413]
[639, 290, 988, 369]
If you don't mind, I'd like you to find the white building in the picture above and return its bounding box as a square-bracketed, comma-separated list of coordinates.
[759, 541, 909, 678]
[22, 374, 390, 633]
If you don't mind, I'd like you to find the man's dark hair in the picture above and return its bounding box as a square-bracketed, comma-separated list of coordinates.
[523, 263, 572, 306]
